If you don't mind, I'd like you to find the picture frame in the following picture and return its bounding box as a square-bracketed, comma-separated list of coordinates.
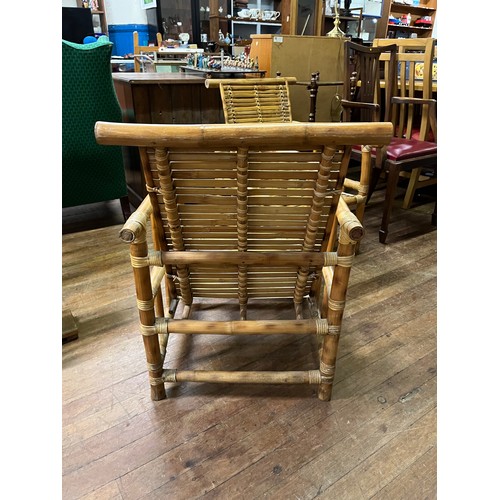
[141, 0, 157, 9]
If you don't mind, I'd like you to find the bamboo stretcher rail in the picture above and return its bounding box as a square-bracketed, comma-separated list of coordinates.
[149, 318, 330, 336]
[163, 369, 322, 385]
[154, 251, 345, 267]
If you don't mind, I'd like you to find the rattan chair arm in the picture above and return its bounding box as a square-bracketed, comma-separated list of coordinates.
[119, 196, 152, 243]
[336, 197, 365, 243]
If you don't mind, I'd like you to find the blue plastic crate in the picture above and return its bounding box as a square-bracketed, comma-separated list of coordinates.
[108, 24, 148, 57]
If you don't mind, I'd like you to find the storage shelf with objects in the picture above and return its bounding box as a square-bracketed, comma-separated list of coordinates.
[80, 1, 108, 34]
[231, 0, 283, 41]
[376, 0, 437, 39]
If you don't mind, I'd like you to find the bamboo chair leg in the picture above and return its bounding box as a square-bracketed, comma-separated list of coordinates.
[318, 252, 349, 401]
[318, 203, 359, 401]
[131, 242, 166, 401]
[318, 334, 341, 401]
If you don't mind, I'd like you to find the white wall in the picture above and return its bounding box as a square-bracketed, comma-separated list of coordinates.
[106, 0, 147, 25]
[61, 0, 147, 25]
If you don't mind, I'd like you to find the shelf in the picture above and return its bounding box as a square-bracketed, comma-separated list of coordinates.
[231, 18, 282, 24]
[232, 20, 281, 26]
[376, 0, 436, 38]
[390, 4, 436, 14]
[388, 24, 432, 31]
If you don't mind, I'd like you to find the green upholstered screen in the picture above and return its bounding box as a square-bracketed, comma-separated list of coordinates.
[62, 37, 128, 208]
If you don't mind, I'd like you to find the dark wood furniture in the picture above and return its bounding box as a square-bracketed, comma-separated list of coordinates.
[338, 40, 398, 252]
[369, 38, 437, 243]
[376, 0, 437, 39]
[112, 72, 225, 207]
[249, 35, 345, 122]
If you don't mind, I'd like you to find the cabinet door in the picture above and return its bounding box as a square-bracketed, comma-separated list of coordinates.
[286, 0, 323, 36]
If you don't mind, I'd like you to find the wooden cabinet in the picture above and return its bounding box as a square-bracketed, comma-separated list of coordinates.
[249, 34, 344, 122]
[282, 0, 324, 36]
[376, 0, 437, 39]
[209, 0, 324, 43]
[113, 73, 225, 206]
[231, 0, 282, 41]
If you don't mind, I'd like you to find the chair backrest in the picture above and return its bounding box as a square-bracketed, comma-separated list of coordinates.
[133, 31, 163, 72]
[205, 77, 297, 123]
[373, 38, 436, 100]
[342, 40, 398, 123]
[62, 37, 128, 208]
[95, 121, 392, 301]
[374, 38, 437, 142]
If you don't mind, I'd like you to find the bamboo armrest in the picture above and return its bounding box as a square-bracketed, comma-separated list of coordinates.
[119, 196, 152, 243]
[336, 197, 365, 243]
[392, 97, 437, 106]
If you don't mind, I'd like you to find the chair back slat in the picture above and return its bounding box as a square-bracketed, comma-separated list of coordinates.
[212, 78, 296, 123]
[95, 122, 393, 301]
[343, 41, 398, 123]
[373, 38, 436, 142]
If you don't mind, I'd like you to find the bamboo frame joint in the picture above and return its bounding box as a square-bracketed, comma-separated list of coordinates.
[163, 369, 177, 383]
[328, 298, 346, 312]
[148, 375, 164, 386]
[140, 323, 158, 337]
[328, 325, 341, 336]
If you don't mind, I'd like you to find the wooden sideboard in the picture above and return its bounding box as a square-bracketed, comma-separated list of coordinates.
[113, 73, 225, 206]
[250, 35, 344, 123]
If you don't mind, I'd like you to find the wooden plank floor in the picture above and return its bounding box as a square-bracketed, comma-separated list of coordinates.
[62, 185, 437, 500]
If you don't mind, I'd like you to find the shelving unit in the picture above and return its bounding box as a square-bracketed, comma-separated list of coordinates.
[231, 0, 283, 41]
[209, 0, 323, 44]
[81, 1, 108, 35]
[376, 0, 436, 39]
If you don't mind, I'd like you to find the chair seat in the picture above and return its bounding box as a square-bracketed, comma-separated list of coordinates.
[353, 138, 437, 161]
[386, 138, 437, 161]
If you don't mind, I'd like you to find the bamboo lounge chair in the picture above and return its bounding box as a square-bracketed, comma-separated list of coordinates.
[94, 121, 392, 401]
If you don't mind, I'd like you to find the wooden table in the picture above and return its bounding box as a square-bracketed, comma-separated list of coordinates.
[113, 73, 225, 206]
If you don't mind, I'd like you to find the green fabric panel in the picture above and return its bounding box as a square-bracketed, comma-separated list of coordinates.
[62, 38, 128, 208]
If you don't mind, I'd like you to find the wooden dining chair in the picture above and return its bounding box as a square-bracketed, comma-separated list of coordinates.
[369, 38, 437, 243]
[94, 121, 392, 401]
[133, 30, 163, 72]
[204, 77, 297, 123]
[335, 40, 398, 250]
